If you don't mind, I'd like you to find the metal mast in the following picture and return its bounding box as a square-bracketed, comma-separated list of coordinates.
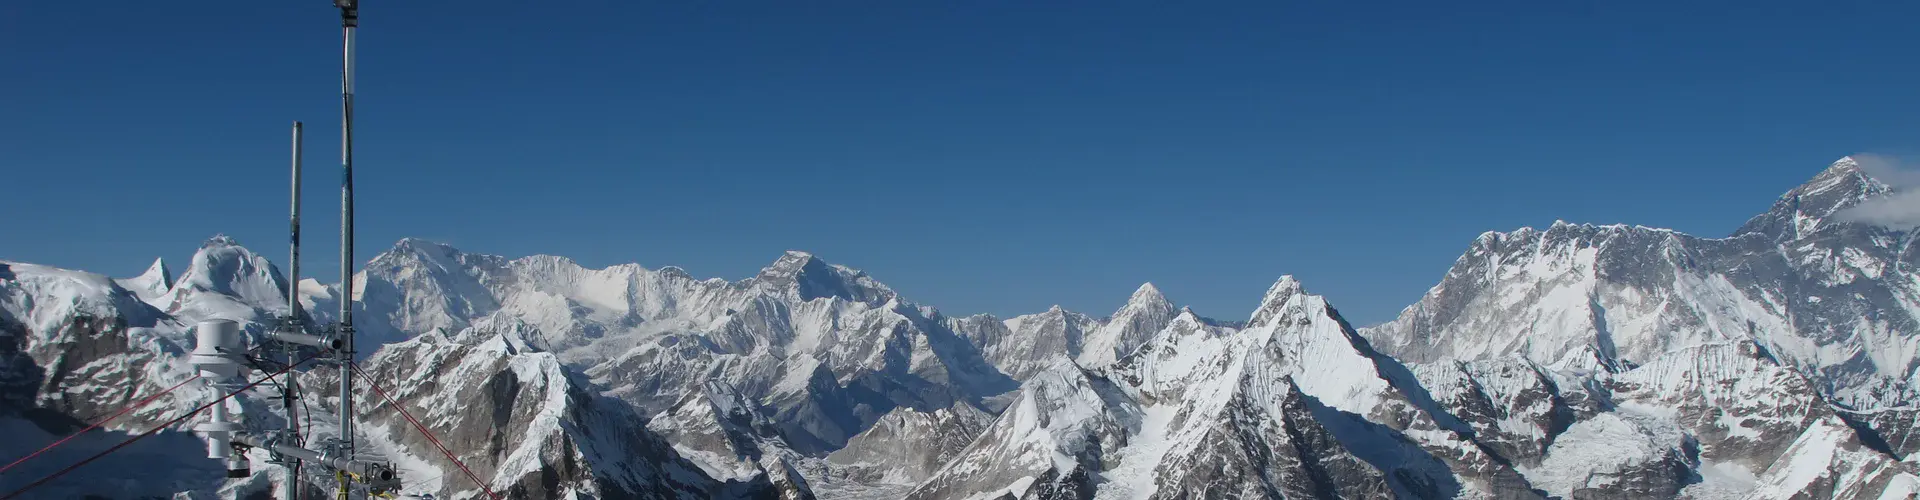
[289, 122, 304, 323]
[334, 1, 359, 496]
[286, 120, 305, 500]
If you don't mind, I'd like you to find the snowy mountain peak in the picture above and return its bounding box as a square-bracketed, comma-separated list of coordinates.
[1076, 281, 1180, 367]
[376, 238, 474, 269]
[958, 304, 1102, 381]
[1833, 154, 1861, 171]
[391, 237, 460, 255]
[1128, 282, 1166, 304]
[115, 257, 174, 302]
[758, 251, 820, 276]
[15, 209, 1920, 498]
[1798, 155, 1885, 198]
[453, 316, 549, 353]
[1823, 154, 1865, 177]
[138, 258, 172, 289]
[1249, 275, 1304, 328]
[750, 251, 896, 305]
[161, 236, 290, 319]
[1113, 283, 1174, 318]
[1735, 156, 1892, 239]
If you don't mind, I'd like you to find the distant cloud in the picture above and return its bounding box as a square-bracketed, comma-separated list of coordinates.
[1837, 154, 1920, 229]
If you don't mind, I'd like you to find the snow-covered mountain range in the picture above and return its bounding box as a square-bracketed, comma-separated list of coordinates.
[4, 156, 1920, 499]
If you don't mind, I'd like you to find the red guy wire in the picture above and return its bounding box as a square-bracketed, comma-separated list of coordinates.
[0, 353, 318, 500]
[350, 361, 500, 500]
[0, 374, 203, 475]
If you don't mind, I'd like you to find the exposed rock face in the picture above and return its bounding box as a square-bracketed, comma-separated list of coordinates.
[0, 314, 35, 417]
[354, 327, 767, 499]
[1143, 376, 1396, 500]
[647, 380, 794, 481]
[1366, 158, 1920, 407]
[0, 261, 198, 430]
[1362, 158, 1920, 482]
[905, 360, 1140, 500]
[827, 400, 994, 484]
[896, 274, 1920, 499]
[1748, 418, 1915, 499]
[1411, 359, 1578, 468]
[114, 257, 173, 305]
[949, 305, 1102, 382]
[0, 249, 259, 498]
[1077, 283, 1179, 368]
[637, 377, 818, 499]
[903, 278, 1526, 500]
[347, 243, 1016, 454]
[12, 156, 1920, 499]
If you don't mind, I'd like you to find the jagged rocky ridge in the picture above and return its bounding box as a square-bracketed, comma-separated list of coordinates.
[0, 240, 768, 499]
[2, 157, 1919, 498]
[346, 324, 786, 499]
[1364, 157, 1920, 457]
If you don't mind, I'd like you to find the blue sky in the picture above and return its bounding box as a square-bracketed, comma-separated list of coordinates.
[4, 1, 1917, 324]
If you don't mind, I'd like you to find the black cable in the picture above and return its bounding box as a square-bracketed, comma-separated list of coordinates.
[299, 377, 313, 447]
[242, 354, 299, 443]
[246, 351, 316, 499]
[242, 353, 315, 441]
[244, 355, 290, 392]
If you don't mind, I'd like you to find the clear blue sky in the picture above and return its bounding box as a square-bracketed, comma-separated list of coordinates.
[4, 1, 1917, 325]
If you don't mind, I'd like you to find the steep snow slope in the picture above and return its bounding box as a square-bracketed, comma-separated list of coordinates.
[114, 257, 173, 307]
[161, 236, 295, 323]
[346, 242, 1017, 453]
[945, 284, 1245, 383]
[1077, 283, 1179, 368]
[1366, 157, 1920, 414]
[828, 400, 994, 484]
[353, 326, 769, 499]
[914, 277, 1540, 500]
[906, 360, 1142, 500]
[643, 377, 821, 500]
[0, 240, 769, 499]
[0, 246, 287, 498]
[1117, 276, 1535, 499]
[948, 305, 1103, 382]
[13, 155, 1920, 500]
[910, 275, 1920, 500]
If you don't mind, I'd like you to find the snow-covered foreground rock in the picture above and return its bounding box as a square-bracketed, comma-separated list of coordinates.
[349, 326, 784, 499]
[0, 240, 777, 498]
[4, 156, 1920, 499]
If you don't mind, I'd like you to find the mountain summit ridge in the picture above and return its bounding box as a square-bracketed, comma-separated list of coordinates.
[4, 156, 1919, 499]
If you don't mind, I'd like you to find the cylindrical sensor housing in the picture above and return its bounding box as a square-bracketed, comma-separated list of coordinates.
[190, 319, 246, 385]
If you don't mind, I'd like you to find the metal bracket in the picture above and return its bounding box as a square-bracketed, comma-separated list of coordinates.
[335, 0, 357, 28]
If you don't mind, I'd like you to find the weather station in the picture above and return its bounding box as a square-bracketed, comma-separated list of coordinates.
[183, 0, 411, 497]
[0, 1, 500, 498]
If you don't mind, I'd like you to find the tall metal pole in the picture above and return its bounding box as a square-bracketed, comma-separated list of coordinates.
[334, 2, 358, 497]
[289, 121, 305, 321]
[287, 120, 305, 500]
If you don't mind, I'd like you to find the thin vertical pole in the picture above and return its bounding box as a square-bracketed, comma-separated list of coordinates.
[289, 121, 304, 321]
[334, 2, 358, 495]
[287, 120, 305, 500]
